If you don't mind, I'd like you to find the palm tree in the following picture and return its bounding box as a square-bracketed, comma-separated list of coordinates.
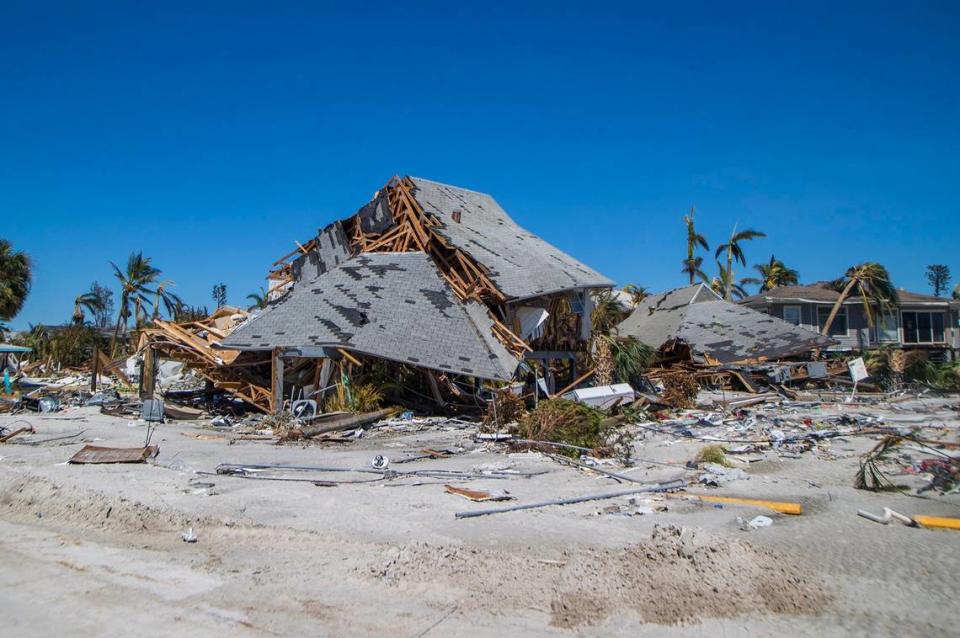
[710, 262, 749, 300]
[72, 291, 105, 325]
[743, 255, 799, 292]
[620, 284, 649, 308]
[714, 225, 766, 300]
[246, 287, 269, 311]
[150, 280, 184, 321]
[0, 239, 32, 321]
[681, 207, 710, 284]
[591, 289, 626, 337]
[109, 252, 161, 356]
[820, 263, 899, 336]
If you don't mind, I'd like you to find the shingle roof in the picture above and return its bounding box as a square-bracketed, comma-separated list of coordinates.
[222, 252, 520, 380]
[409, 177, 613, 300]
[740, 283, 954, 307]
[896, 289, 953, 304]
[617, 284, 836, 363]
[739, 284, 841, 304]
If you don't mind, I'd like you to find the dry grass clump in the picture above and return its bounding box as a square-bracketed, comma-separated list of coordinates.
[324, 383, 383, 413]
[695, 444, 732, 468]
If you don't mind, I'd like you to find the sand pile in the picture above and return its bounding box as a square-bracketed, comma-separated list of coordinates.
[0, 475, 212, 534]
[366, 524, 829, 627]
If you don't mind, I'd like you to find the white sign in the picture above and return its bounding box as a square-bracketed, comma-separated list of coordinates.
[848, 357, 869, 383]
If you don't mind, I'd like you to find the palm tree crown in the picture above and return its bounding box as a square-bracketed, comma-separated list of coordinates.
[150, 280, 184, 322]
[73, 291, 105, 325]
[681, 207, 710, 285]
[820, 262, 899, 336]
[745, 255, 799, 292]
[109, 252, 162, 355]
[246, 287, 269, 311]
[620, 284, 649, 308]
[714, 225, 766, 300]
[0, 239, 32, 322]
[710, 262, 750, 300]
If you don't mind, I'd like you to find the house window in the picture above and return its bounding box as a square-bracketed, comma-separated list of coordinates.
[902, 311, 946, 343]
[817, 306, 847, 336]
[782, 305, 802, 326]
[877, 311, 899, 342]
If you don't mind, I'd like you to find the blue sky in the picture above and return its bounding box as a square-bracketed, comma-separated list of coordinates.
[2, 1, 958, 329]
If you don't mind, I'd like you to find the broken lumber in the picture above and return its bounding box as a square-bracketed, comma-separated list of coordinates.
[0, 425, 35, 443]
[299, 407, 401, 438]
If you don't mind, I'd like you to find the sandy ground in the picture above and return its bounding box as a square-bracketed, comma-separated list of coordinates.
[1, 395, 958, 636]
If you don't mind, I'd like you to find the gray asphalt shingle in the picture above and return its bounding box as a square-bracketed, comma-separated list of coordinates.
[222, 252, 520, 380]
[617, 284, 836, 363]
[409, 177, 613, 300]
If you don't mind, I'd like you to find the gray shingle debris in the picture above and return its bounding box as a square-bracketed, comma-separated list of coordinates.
[617, 284, 836, 363]
[290, 220, 352, 283]
[223, 252, 520, 380]
[409, 177, 613, 300]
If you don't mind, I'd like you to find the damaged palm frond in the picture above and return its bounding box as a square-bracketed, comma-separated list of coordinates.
[609, 336, 656, 385]
[855, 435, 904, 491]
[516, 398, 631, 459]
[482, 388, 526, 431]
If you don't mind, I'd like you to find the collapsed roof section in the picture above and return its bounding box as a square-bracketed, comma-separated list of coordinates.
[264, 175, 612, 362]
[408, 177, 613, 300]
[273, 176, 613, 302]
[223, 252, 521, 381]
[616, 284, 836, 364]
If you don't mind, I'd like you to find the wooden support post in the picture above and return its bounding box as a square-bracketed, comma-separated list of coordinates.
[90, 349, 100, 392]
[316, 358, 333, 404]
[140, 346, 157, 399]
[272, 347, 284, 414]
[425, 371, 446, 407]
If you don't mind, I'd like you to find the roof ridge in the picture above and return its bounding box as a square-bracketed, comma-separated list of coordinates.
[408, 176, 491, 197]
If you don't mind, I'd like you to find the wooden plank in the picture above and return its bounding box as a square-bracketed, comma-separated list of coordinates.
[272, 347, 283, 415]
[337, 348, 362, 367]
[666, 493, 803, 515]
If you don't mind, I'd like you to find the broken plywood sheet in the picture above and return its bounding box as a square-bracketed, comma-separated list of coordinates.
[69, 445, 159, 464]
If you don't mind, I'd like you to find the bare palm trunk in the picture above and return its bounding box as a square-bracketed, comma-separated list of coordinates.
[724, 249, 734, 301]
[820, 279, 857, 336]
[109, 293, 128, 358]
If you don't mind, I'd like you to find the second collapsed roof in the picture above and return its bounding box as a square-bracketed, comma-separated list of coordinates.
[617, 284, 837, 363]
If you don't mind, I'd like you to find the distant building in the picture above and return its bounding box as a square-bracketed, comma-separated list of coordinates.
[739, 283, 960, 359]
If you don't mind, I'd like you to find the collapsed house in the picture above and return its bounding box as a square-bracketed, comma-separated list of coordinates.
[616, 284, 836, 365]
[145, 176, 613, 413]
